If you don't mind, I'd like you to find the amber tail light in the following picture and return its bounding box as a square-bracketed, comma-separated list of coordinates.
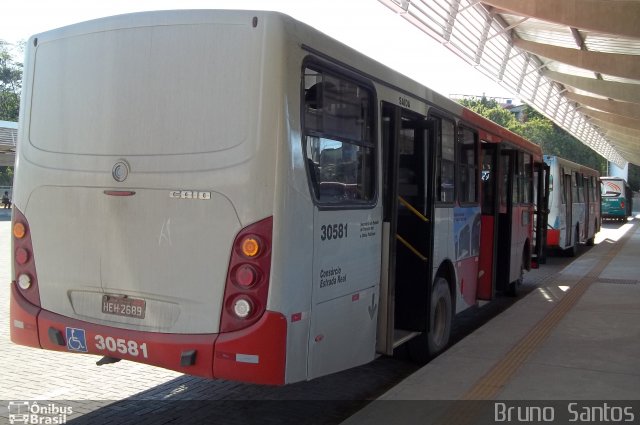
[220, 217, 273, 333]
[12, 207, 41, 307]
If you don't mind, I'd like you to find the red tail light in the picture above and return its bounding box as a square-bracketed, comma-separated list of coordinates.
[12, 207, 41, 307]
[220, 216, 273, 333]
[620, 201, 625, 209]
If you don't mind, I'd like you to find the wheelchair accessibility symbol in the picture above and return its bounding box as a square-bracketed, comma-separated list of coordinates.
[66, 327, 88, 352]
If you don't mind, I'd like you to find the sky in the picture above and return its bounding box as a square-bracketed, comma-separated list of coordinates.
[1, 0, 517, 100]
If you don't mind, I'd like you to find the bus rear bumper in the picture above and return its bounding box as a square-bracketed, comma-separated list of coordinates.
[10, 283, 41, 349]
[603, 212, 625, 219]
[10, 283, 287, 385]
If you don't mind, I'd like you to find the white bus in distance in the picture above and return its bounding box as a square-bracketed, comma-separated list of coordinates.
[544, 155, 600, 256]
[11, 10, 547, 385]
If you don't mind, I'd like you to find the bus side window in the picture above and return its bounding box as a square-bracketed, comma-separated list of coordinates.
[458, 127, 478, 204]
[481, 144, 495, 215]
[576, 172, 584, 203]
[499, 153, 510, 213]
[523, 154, 532, 203]
[561, 169, 567, 204]
[436, 118, 455, 203]
[302, 65, 375, 206]
[512, 151, 524, 204]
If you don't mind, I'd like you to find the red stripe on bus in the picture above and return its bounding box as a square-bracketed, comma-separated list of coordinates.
[37, 311, 218, 378]
[477, 216, 495, 300]
[13, 285, 288, 385]
[9, 284, 41, 348]
[213, 311, 287, 385]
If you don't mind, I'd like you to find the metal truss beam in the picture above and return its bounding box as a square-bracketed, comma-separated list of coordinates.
[513, 38, 640, 81]
[481, 0, 640, 38]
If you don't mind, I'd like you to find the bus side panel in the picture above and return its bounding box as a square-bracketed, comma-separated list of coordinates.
[252, 16, 314, 384]
[554, 173, 570, 250]
[213, 311, 287, 385]
[272, 161, 316, 384]
[10, 285, 41, 349]
[453, 206, 480, 306]
[307, 286, 378, 379]
[572, 194, 586, 243]
[432, 208, 460, 310]
[307, 209, 381, 380]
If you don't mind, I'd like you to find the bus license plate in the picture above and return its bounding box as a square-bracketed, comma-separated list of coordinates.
[102, 295, 146, 319]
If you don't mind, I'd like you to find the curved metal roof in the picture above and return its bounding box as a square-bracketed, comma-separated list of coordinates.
[379, 0, 640, 167]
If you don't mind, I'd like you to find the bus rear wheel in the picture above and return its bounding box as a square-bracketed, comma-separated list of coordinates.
[564, 227, 579, 257]
[586, 221, 596, 246]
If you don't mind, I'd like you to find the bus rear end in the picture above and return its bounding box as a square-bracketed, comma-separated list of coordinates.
[601, 178, 629, 221]
[10, 11, 287, 385]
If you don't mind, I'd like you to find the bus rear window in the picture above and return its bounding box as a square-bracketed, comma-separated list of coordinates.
[29, 24, 255, 156]
[601, 181, 622, 197]
[302, 65, 375, 205]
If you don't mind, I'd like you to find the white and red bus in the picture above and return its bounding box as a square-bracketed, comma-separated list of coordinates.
[545, 156, 600, 256]
[11, 10, 547, 385]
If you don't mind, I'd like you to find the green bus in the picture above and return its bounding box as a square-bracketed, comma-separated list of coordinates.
[600, 177, 633, 221]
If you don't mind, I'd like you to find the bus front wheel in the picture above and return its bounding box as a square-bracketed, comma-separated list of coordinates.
[427, 277, 452, 356]
[407, 277, 452, 363]
[506, 258, 524, 297]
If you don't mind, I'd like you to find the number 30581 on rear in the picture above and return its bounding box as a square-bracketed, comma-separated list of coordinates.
[94, 335, 149, 358]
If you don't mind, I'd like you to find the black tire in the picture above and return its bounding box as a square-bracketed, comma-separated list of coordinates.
[586, 222, 595, 246]
[407, 277, 452, 362]
[565, 227, 579, 257]
[506, 258, 524, 297]
[427, 277, 452, 356]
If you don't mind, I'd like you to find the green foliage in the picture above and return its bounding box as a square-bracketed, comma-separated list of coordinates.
[459, 98, 607, 173]
[0, 40, 22, 121]
[1, 41, 21, 183]
[0, 166, 13, 186]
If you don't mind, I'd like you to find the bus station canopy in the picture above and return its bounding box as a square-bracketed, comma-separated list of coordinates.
[379, 0, 640, 167]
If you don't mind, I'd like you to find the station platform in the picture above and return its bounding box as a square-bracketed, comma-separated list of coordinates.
[345, 213, 640, 424]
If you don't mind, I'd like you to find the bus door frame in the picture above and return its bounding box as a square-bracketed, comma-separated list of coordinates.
[583, 175, 591, 241]
[533, 161, 550, 264]
[378, 102, 435, 355]
[496, 146, 514, 292]
[478, 141, 499, 300]
[563, 170, 573, 245]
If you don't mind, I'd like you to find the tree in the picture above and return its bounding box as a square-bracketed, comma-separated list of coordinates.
[459, 99, 607, 174]
[0, 166, 13, 186]
[0, 40, 22, 122]
[0, 40, 21, 183]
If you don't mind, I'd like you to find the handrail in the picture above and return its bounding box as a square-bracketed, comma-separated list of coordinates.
[395, 234, 428, 262]
[397, 196, 429, 222]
